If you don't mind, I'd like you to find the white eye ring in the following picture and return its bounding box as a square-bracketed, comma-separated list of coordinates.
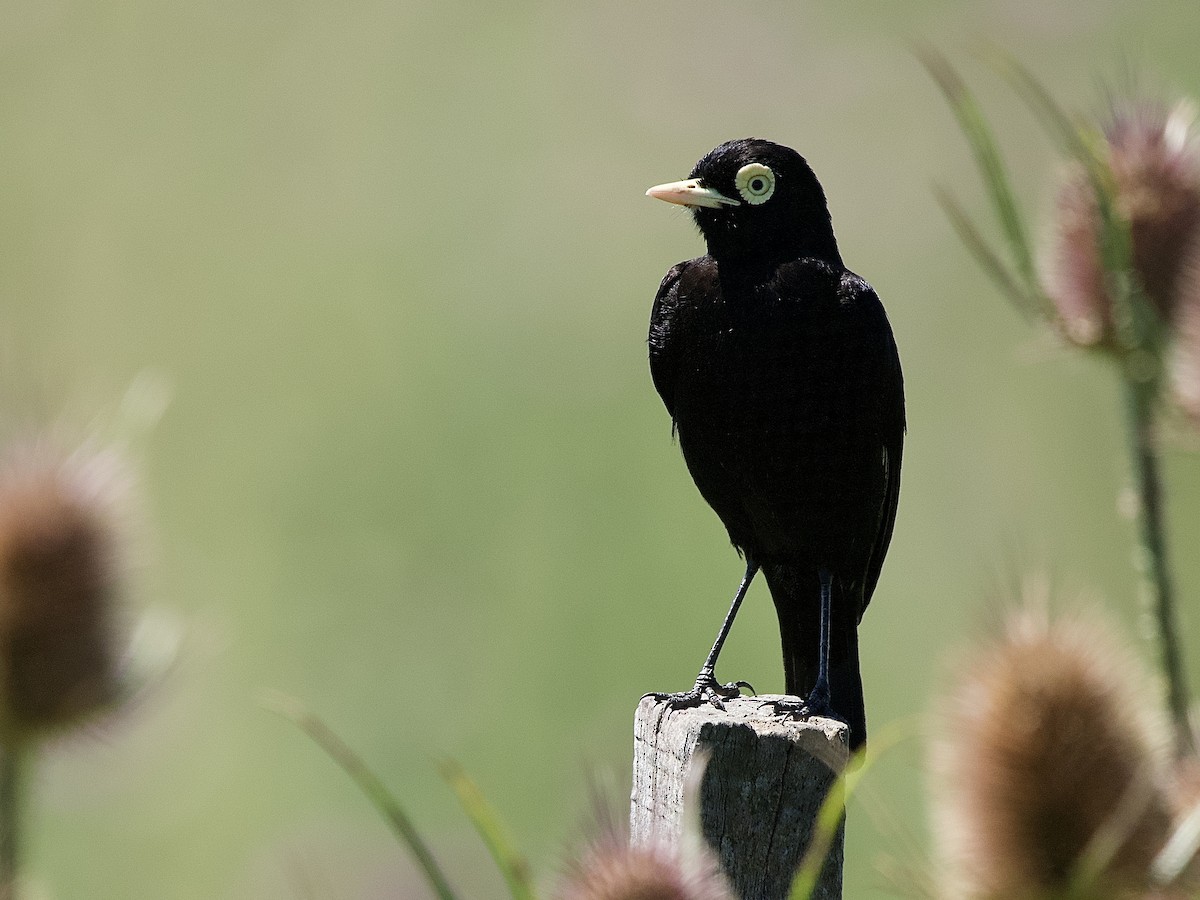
[735, 163, 775, 205]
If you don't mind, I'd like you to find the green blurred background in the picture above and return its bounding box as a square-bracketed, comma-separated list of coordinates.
[3, 1, 1200, 896]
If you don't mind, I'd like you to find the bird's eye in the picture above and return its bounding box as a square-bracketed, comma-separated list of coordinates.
[735, 163, 775, 205]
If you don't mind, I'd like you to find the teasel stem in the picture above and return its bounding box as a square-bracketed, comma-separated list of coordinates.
[1124, 372, 1194, 758]
[0, 747, 27, 900]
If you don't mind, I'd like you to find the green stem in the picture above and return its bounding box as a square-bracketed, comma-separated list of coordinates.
[1124, 376, 1194, 757]
[263, 694, 460, 900]
[0, 747, 26, 900]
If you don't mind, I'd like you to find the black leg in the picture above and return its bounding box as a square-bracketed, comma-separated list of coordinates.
[758, 568, 836, 721]
[645, 558, 760, 708]
[808, 568, 833, 713]
[695, 558, 759, 688]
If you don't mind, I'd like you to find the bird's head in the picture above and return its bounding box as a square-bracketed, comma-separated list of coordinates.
[647, 138, 841, 266]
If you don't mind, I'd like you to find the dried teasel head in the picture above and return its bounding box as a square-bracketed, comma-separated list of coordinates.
[0, 438, 134, 743]
[1048, 99, 1200, 348]
[1165, 231, 1200, 423]
[555, 780, 733, 900]
[555, 833, 734, 900]
[931, 609, 1174, 899]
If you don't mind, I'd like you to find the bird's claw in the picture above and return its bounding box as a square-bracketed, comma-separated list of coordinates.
[757, 695, 809, 718]
[758, 686, 832, 721]
[643, 674, 754, 710]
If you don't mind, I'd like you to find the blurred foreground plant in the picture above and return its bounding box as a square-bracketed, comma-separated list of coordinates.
[556, 756, 732, 900]
[273, 693, 867, 899]
[0, 436, 164, 898]
[558, 842, 730, 900]
[265, 692, 461, 899]
[923, 48, 1200, 757]
[932, 606, 1200, 898]
[556, 818, 733, 900]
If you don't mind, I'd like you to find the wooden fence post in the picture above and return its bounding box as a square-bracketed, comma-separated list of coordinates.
[630, 694, 849, 900]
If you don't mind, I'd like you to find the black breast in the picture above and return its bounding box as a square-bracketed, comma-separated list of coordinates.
[651, 257, 901, 577]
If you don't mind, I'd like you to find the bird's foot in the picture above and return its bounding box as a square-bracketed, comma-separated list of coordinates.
[643, 672, 754, 711]
[757, 695, 809, 718]
[758, 684, 833, 721]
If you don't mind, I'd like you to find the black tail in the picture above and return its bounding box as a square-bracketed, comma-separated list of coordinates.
[763, 563, 867, 750]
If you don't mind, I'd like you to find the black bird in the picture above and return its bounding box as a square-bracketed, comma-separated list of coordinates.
[645, 139, 904, 750]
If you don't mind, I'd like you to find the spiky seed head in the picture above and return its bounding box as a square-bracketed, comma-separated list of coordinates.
[931, 610, 1173, 899]
[1051, 165, 1118, 346]
[1169, 287, 1200, 422]
[555, 831, 734, 900]
[1165, 221, 1200, 423]
[1111, 102, 1200, 316]
[1048, 100, 1200, 347]
[0, 438, 132, 743]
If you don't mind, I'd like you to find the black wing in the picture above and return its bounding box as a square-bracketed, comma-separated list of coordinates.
[647, 261, 691, 422]
[848, 274, 905, 612]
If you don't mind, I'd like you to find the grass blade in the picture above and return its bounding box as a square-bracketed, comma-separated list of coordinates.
[981, 45, 1097, 166]
[934, 186, 1048, 318]
[981, 48, 1127, 272]
[986, 47, 1160, 354]
[788, 721, 912, 900]
[440, 759, 536, 900]
[919, 46, 1039, 296]
[264, 692, 460, 900]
